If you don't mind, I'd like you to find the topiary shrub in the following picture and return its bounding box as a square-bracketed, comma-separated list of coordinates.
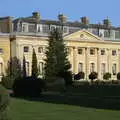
[0, 84, 9, 120]
[103, 72, 111, 80]
[117, 72, 120, 80]
[13, 77, 45, 97]
[74, 72, 85, 80]
[89, 72, 98, 83]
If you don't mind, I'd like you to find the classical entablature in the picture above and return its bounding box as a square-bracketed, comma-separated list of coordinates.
[64, 30, 104, 42]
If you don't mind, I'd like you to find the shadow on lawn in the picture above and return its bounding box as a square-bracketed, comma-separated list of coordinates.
[13, 92, 120, 110]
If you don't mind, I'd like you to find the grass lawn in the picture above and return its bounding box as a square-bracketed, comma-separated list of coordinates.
[9, 97, 120, 120]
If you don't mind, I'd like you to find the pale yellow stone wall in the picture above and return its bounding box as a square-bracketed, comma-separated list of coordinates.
[11, 30, 120, 80]
[0, 35, 10, 79]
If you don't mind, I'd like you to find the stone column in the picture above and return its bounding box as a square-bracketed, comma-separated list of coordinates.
[97, 48, 100, 79]
[85, 47, 88, 80]
[118, 49, 120, 72]
[73, 47, 78, 74]
[107, 48, 110, 73]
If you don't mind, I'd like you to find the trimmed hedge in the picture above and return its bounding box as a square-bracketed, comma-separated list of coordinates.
[68, 82, 120, 97]
[13, 77, 45, 97]
[0, 84, 9, 120]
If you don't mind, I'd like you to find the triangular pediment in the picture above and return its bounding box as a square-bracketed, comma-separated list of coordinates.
[64, 30, 103, 41]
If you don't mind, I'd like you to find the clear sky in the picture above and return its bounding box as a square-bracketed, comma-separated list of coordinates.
[0, 0, 120, 26]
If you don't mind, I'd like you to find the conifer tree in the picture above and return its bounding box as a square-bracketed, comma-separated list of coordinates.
[23, 56, 26, 77]
[44, 30, 57, 81]
[31, 48, 38, 78]
[1, 57, 22, 89]
[44, 28, 72, 84]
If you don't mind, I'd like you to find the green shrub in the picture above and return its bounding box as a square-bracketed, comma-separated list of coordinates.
[1, 75, 15, 89]
[13, 77, 45, 97]
[0, 84, 9, 120]
[74, 72, 85, 80]
[89, 72, 98, 82]
[117, 72, 120, 80]
[103, 72, 111, 80]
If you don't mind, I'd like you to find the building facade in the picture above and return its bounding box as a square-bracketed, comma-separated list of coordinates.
[0, 34, 10, 80]
[1, 12, 120, 80]
[10, 29, 120, 80]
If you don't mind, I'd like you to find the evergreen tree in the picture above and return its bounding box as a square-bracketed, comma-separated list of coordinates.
[31, 48, 38, 78]
[23, 56, 26, 77]
[44, 30, 57, 81]
[1, 57, 22, 89]
[44, 28, 72, 84]
[54, 29, 71, 75]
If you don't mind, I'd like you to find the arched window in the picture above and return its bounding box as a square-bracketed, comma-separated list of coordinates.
[25, 62, 29, 76]
[38, 62, 44, 75]
[78, 63, 83, 72]
[112, 63, 116, 75]
[101, 63, 106, 75]
[90, 63, 95, 73]
[38, 47, 43, 53]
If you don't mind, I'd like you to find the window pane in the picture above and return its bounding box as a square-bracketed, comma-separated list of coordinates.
[115, 31, 120, 39]
[38, 47, 43, 53]
[22, 24, 27, 32]
[78, 63, 83, 72]
[104, 30, 110, 37]
[101, 63, 106, 75]
[101, 49, 105, 55]
[63, 27, 68, 33]
[28, 24, 35, 32]
[90, 48, 95, 55]
[78, 48, 82, 54]
[112, 64, 116, 75]
[24, 46, 29, 52]
[90, 63, 95, 73]
[39, 62, 44, 75]
[112, 50, 116, 56]
[25, 62, 29, 76]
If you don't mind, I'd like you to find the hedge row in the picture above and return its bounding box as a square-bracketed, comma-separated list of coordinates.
[67, 81, 120, 97]
[0, 84, 9, 120]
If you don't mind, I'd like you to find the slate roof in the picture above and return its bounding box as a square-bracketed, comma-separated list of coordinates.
[13, 16, 120, 30]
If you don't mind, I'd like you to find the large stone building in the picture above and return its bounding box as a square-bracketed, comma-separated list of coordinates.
[1, 12, 120, 80]
[0, 34, 10, 80]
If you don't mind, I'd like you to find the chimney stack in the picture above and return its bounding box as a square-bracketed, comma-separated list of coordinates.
[103, 18, 111, 27]
[81, 16, 89, 25]
[32, 12, 40, 20]
[58, 14, 67, 23]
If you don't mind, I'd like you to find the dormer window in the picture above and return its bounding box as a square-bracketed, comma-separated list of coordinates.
[50, 25, 56, 31]
[28, 24, 35, 32]
[63, 27, 68, 33]
[104, 30, 110, 38]
[22, 23, 28, 32]
[37, 25, 41, 32]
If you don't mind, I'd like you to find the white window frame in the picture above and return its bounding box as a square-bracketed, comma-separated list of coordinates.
[101, 63, 106, 75]
[22, 23, 28, 32]
[112, 63, 116, 75]
[38, 62, 44, 75]
[90, 63, 95, 73]
[78, 63, 83, 72]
